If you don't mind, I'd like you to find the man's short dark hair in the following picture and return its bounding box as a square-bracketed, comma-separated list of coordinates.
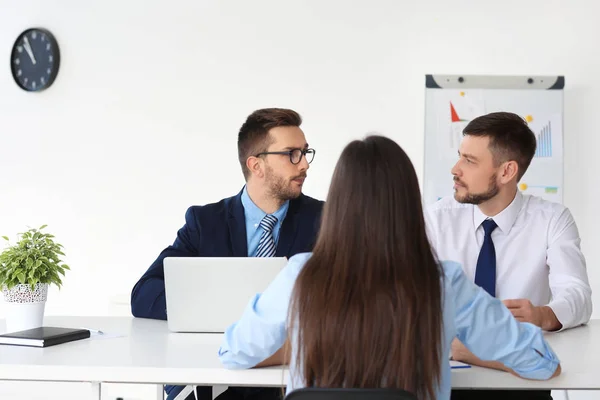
[237, 108, 302, 180]
[463, 112, 537, 180]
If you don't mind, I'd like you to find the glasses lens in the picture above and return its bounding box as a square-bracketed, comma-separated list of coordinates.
[305, 149, 315, 164]
[290, 149, 302, 164]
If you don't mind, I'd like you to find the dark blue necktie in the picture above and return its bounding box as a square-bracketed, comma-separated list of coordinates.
[474, 219, 498, 297]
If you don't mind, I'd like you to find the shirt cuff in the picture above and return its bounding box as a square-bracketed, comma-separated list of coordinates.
[506, 324, 561, 380]
[218, 326, 258, 370]
[547, 298, 574, 331]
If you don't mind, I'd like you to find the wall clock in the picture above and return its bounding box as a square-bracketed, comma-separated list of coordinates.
[11, 28, 60, 92]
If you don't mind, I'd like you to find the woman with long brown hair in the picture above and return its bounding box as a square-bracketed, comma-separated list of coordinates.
[219, 135, 560, 400]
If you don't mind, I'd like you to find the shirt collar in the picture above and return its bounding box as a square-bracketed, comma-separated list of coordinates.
[472, 190, 523, 234]
[241, 185, 289, 230]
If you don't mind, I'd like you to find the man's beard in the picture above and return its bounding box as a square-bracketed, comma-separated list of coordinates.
[454, 174, 499, 205]
[265, 165, 305, 201]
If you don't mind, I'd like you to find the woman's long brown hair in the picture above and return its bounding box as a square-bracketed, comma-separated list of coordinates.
[289, 135, 443, 400]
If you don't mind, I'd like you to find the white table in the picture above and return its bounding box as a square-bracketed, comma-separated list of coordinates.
[0, 316, 598, 391]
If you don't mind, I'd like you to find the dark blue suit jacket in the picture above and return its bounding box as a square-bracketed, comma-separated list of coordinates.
[130, 189, 324, 320]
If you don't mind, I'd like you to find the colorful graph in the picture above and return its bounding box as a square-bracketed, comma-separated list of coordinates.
[449, 102, 468, 149]
[534, 121, 552, 158]
[450, 102, 464, 123]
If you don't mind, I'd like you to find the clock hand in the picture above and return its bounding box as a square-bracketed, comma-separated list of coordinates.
[23, 36, 37, 65]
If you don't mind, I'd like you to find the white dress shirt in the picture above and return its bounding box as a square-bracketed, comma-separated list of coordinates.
[426, 191, 592, 330]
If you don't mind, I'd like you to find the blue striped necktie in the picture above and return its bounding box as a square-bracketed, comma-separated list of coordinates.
[256, 214, 278, 257]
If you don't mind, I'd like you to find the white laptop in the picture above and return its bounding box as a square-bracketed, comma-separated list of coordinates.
[164, 257, 287, 333]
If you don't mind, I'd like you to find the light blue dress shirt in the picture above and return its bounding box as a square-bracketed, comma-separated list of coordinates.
[218, 253, 560, 400]
[241, 186, 289, 257]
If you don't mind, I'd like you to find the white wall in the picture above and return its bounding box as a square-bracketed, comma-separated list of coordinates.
[0, 0, 598, 399]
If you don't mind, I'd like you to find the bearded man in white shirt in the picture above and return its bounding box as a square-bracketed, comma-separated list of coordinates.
[426, 111, 592, 400]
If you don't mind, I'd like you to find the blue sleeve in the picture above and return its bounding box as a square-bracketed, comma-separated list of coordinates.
[218, 253, 311, 369]
[444, 261, 560, 380]
[130, 207, 200, 320]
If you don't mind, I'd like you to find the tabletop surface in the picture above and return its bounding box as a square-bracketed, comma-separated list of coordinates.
[0, 316, 595, 389]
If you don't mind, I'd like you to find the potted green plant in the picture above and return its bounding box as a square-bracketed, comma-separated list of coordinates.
[0, 225, 70, 333]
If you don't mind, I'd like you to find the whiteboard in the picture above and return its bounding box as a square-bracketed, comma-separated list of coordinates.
[423, 74, 564, 205]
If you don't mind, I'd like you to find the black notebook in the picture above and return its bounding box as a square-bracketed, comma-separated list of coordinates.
[0, 327, 90, 348]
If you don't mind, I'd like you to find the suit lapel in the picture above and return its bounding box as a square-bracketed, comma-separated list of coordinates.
[227, 191, 248, 257]
[276, 195, 302, 257]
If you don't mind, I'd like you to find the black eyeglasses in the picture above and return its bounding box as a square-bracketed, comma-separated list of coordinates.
[255, 148, 316, 165]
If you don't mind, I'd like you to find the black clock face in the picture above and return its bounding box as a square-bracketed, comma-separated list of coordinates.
[11, 28, 60, 92]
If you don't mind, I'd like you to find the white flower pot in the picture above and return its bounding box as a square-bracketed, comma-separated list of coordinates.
[2, 283, 48, 333]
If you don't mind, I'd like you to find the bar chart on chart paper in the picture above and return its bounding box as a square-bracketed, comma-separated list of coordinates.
[535, 121, 553, 158]
[518, 113, 563, 204]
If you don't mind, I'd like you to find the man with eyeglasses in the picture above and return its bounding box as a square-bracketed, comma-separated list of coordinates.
[131, 108, 323, 400]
